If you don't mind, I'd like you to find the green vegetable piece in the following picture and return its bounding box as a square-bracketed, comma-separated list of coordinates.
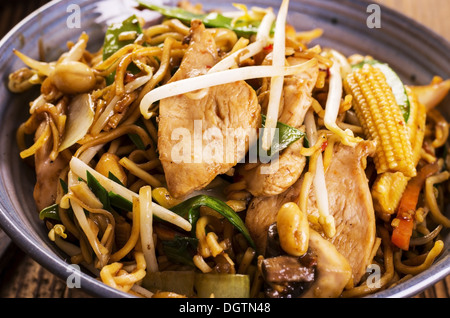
[86, 170, 135, 212]
[170, 195, 255, 248]
[86, 170, 111, 211]
[108, 171, 125, 187]
[39, 203, 60, 221]
[127, 119, 149, 150]
[128, 133, 146, 150]
[260, 114, 306, 156]
[108, 191, 133, 212]
[102, 15, 143, 84]
[142, 271, 196, 297]
[194, 273, 250, 298]
[352, 59, 410, 122]
[59, 178, 68, 194]
[138, 1, 269, 37]
[162, 235, 198, 267]
[106, 172, 134, 211]
[103, 14, 142, 60]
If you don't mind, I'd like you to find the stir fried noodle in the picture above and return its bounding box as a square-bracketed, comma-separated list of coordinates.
[9, 1, 450, 298]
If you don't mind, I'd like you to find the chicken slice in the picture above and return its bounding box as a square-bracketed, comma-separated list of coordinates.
[33, 121, 69, 211]
[238, 62, 319, 197]
[158, 20, 260, 198]
[308, 140, 377, 284]
[245, 140, 376, 284]
[278, 59, 319, 128]
[239, 139, 306, 198]
[246, 179, 303, 255]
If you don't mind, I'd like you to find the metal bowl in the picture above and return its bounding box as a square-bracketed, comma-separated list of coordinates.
[0, 0, 448, 298]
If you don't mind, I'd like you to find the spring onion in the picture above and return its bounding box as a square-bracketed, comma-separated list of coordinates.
[260, 114, 306, 156]
[86, 170, 111, 210]
[170, 194, 255, 248]
[161, 236, 198, 267]
[39, 203, 60, 221]
[68, 171, 109, 267]
[69, 156, 192, 232]
[70, 182, 104, 209]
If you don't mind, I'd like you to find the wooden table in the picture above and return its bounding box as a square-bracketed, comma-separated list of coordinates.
[0, 0, 449, 298]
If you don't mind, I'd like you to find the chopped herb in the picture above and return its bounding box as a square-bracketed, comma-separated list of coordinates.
[162, 235, 198, 267]
[260, 114, 306, 157]
[170, 194, 255, 248]
[39, 203, 60, 221]
[86, 170, 111, 211]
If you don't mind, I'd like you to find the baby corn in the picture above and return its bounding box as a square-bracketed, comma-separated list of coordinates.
[371, 88, 426, 214]
[344, 64, 416, 177]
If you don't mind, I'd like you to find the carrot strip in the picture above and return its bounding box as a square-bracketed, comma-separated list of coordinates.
[391, 161, 439, 250]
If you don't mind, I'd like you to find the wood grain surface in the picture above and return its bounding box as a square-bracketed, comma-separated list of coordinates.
[0, 0, 448, 298]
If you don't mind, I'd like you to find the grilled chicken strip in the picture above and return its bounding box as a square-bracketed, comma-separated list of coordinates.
[158, 20, 261, 198]
[239, 139, 306, 197]
[33, 120, 69, 211]
[246, 177, 303, 255]
[246, 140, 376, 284]
[239, 60, 318, 197]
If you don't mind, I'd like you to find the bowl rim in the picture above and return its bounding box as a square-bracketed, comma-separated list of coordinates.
[0, 0, 132, 298]
[0, 0, 448, 299]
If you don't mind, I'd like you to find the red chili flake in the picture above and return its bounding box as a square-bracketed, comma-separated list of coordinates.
[263, 44, 273, 52]
[321, 140, 328, 152]
[124, 72, 137, 84]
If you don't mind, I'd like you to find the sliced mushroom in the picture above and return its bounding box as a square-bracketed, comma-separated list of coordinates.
[261, 223, 317, 298]
[262, 255, 316, 284]
[301, 230, 352, 298]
